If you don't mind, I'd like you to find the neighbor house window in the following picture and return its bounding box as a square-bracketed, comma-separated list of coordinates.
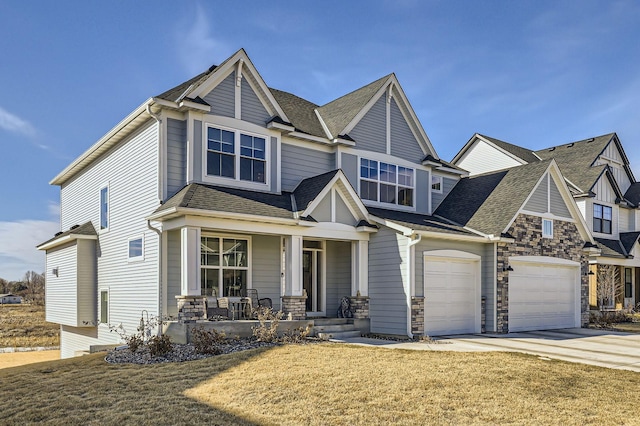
[542, 219, 553, 238]
[100, 186, 109, 230]
[431, 175, 443, 193]
[625, 268, 632, 299]
[100, 290, 109, 323]
[206, 126, 267, 184]
[593, 204, 612, 234]
[128, 236, 144, 261]
[359, 158, 414, 207]
[201, 236, 249, 297]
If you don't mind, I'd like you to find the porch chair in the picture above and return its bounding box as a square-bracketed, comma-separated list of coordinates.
[206, 290, 230, 319]
[244, 289, 273, 317]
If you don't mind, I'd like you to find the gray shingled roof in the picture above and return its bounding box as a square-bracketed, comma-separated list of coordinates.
[38, 221, 97, 247]
[594, 237, 628, 258]
[625, 182, 640, 206]
[435, 160, 553, 236]
[316, 74, 391, 138]
[368, 207, 476, 236]
[293, 170, 340, 212]
[478, 134, 540, 163]
[620, 232, 640, 255]
[534, 133, 615, 193]
[269, 88, 326, 138]
[156, 183, 295, 220]
[155, 67, 216, 102]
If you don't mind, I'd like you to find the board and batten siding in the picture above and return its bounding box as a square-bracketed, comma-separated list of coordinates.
[457, 140, 522, 176]
[415, 239, 495, 333]
[595, 142, 631, 193]
[431, 176, 458, 213]
[251, 235, 282, 311]
[368, 226, 409, 335]
[241, 78, 270, 126]
[325, 240, 352, 316]
[204, 73, 235, 118]
[350, 96, 386, 154]
[389, 98, 425, 163]
[58, 120, 160, 357]
[280, 143, 335, 191]
[166, 118, 186, 198]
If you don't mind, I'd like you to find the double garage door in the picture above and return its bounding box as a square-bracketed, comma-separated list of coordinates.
[509, 259, 580, 332]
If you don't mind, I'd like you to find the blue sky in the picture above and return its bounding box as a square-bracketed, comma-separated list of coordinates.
[1, 1, 639, 280]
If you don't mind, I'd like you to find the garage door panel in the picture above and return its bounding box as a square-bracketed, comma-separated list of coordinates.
[509, 260, 579, 332]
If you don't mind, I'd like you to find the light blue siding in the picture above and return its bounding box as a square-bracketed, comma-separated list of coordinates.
[252, 235, 281, 311]
[431, 177, 458, 212]
[350, 96, 386, 154]
[341, 153, 358, 189]
[241, 78, 270, 126]
[390, 98, 425, 163]
[525, 175, 548, 213]
[281, 144, 335, 191]
[550, 178, 571, 218]
[166, 118, 186, 197]
[368, 226, 409, 335]
[326, 241, 352, 317]
[416, 169, 429, 214]
[204, 73, 235, 117]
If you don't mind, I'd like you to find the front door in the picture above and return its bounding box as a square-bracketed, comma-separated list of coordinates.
[303, 244, 324, 315]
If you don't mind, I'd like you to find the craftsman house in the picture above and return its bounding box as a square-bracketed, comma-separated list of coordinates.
[39, 49, 598, 357]
[452, 133, 640, 310]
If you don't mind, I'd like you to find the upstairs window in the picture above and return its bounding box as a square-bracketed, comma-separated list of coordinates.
[206, 126, 267, 184]
[593, 204, 612, 234]
[128, 236, 144, 261]
[360, 158, 414, 207]
[100, 186, 109, 230]
[431, 175, 443, 193]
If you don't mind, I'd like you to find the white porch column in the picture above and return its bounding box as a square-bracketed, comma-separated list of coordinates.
[180, 226, 201, 296]
[351, 240, 369, 296]
[283, 235, 303, 296]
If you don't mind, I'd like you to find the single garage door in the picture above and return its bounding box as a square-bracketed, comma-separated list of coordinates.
[509, 258, 579, 332]
[424, 251, 481, 336]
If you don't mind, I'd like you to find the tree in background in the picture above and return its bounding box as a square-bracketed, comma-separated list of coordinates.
[0, 277, 8, 294]
[597, 265, 622, 310]
[22, 271, 45, 305]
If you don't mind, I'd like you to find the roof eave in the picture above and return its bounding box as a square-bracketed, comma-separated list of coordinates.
[37, 234, 98, 251]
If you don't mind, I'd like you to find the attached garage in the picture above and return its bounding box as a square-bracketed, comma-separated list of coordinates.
[508, 257, 580, 332]
[423, 250, 481, 336]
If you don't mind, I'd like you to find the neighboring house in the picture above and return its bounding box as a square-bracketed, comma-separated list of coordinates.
[0, 294, 22, 304]
[452, 133, 640, 310]
[38, 49, 597, 358]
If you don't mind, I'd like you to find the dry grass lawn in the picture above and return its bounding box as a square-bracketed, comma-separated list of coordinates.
[1, 343, 639, 425]
[0, 304, 59, 348]
[0, 350, 60, 369]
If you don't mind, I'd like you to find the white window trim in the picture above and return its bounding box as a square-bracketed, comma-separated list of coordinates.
[542, 219, 553, 239]
[127, 235, 145, 262]
[358, 156, 416, 211]
[200, 233, 252, 297]
[99, 183, 110, 233]
[201, 118, 271, 191]
[431, 174, 443, 194]
[99, 288, 109, 324]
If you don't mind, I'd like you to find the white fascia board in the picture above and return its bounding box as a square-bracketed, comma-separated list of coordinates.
[287, 131, 333, 145]
[37, 234, 97, 251]
[178, 99, 211, 112]
[341, 76, 392, 136]
[450, 134, 478, 165]
[415, 230, 489, 243]
[267, 121, 295, 133]
[475, 134, 528, 165]
[146, 206, 297, 226]
[301, 171, 369, 220]
[435, 165, 467, 176]
[368, 215, 414, 235]
[314, 109, 334, 140]
[50, 99, 152, 185]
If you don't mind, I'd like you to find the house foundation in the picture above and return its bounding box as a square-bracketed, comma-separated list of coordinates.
[176, 295, 206, 323]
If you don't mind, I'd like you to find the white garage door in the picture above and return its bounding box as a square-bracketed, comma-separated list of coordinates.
[424, 251, 480, 336]
[509, 259, 579, 332]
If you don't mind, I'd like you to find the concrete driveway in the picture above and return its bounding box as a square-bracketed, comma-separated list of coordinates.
[338, 328, 640, 372]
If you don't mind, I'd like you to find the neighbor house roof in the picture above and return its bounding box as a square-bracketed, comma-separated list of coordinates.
[478, 134, 541, 163]
[625, 182, 640, 206]
[435, 160, 553, 236]
[368, 207, 478, 237]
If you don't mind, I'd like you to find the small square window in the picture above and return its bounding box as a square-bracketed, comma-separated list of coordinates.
[128, 237, 144, 261]
[542, 219, 553, 238]
[431, 175, 443, 193]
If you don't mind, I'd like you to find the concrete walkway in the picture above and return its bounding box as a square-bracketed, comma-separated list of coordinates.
[335, 328, 640, 372]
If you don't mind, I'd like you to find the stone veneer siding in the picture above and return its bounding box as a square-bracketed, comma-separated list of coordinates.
[496, 214, 589, 333]
[176, 295, 206, 322]
[281, 296, 307, 320]
[411, 296, 425, 336]
[348, 296, 370, 319]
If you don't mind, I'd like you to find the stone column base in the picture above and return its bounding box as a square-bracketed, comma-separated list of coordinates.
[348, 296, 370, 319]
[281, 296, 307, 320]
[481, 296, 486, 333]
[176, 295, 206, 323]
[411, 296, 425, 336]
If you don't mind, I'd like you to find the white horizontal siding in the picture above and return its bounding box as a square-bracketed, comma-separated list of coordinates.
[76, 239, 97, 324]
[45, 243, 78, 326]
[457, 140, 521, 176]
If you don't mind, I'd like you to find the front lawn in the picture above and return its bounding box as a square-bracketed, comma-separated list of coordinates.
[0, 304, 59, 348]
[1, 343, 639, 425]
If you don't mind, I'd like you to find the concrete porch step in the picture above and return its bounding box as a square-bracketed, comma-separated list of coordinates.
[316, 330, 362, 340]
[313, 318, 350, 326]
[313, 324, 358, 333]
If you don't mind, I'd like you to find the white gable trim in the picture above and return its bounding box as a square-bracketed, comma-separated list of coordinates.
[300, 171, 370, 221]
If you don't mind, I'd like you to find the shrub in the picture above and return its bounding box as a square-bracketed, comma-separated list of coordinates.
[148, 334, 173, 357]
[252, 308, 284, 343]
[590, 310, 632, 327]
[280, 325, 311, 343]
[191, 327, 226, 355]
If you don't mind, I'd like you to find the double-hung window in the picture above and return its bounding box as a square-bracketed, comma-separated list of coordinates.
[359, 158, 414, 207]
[206, 126, 267, 184]
[593, 204, 612, 234]
[201, 236, 249, 297]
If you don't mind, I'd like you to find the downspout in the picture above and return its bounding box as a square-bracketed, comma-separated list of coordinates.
[406, 233, 422, 338]
[146, 103, 164, 335]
